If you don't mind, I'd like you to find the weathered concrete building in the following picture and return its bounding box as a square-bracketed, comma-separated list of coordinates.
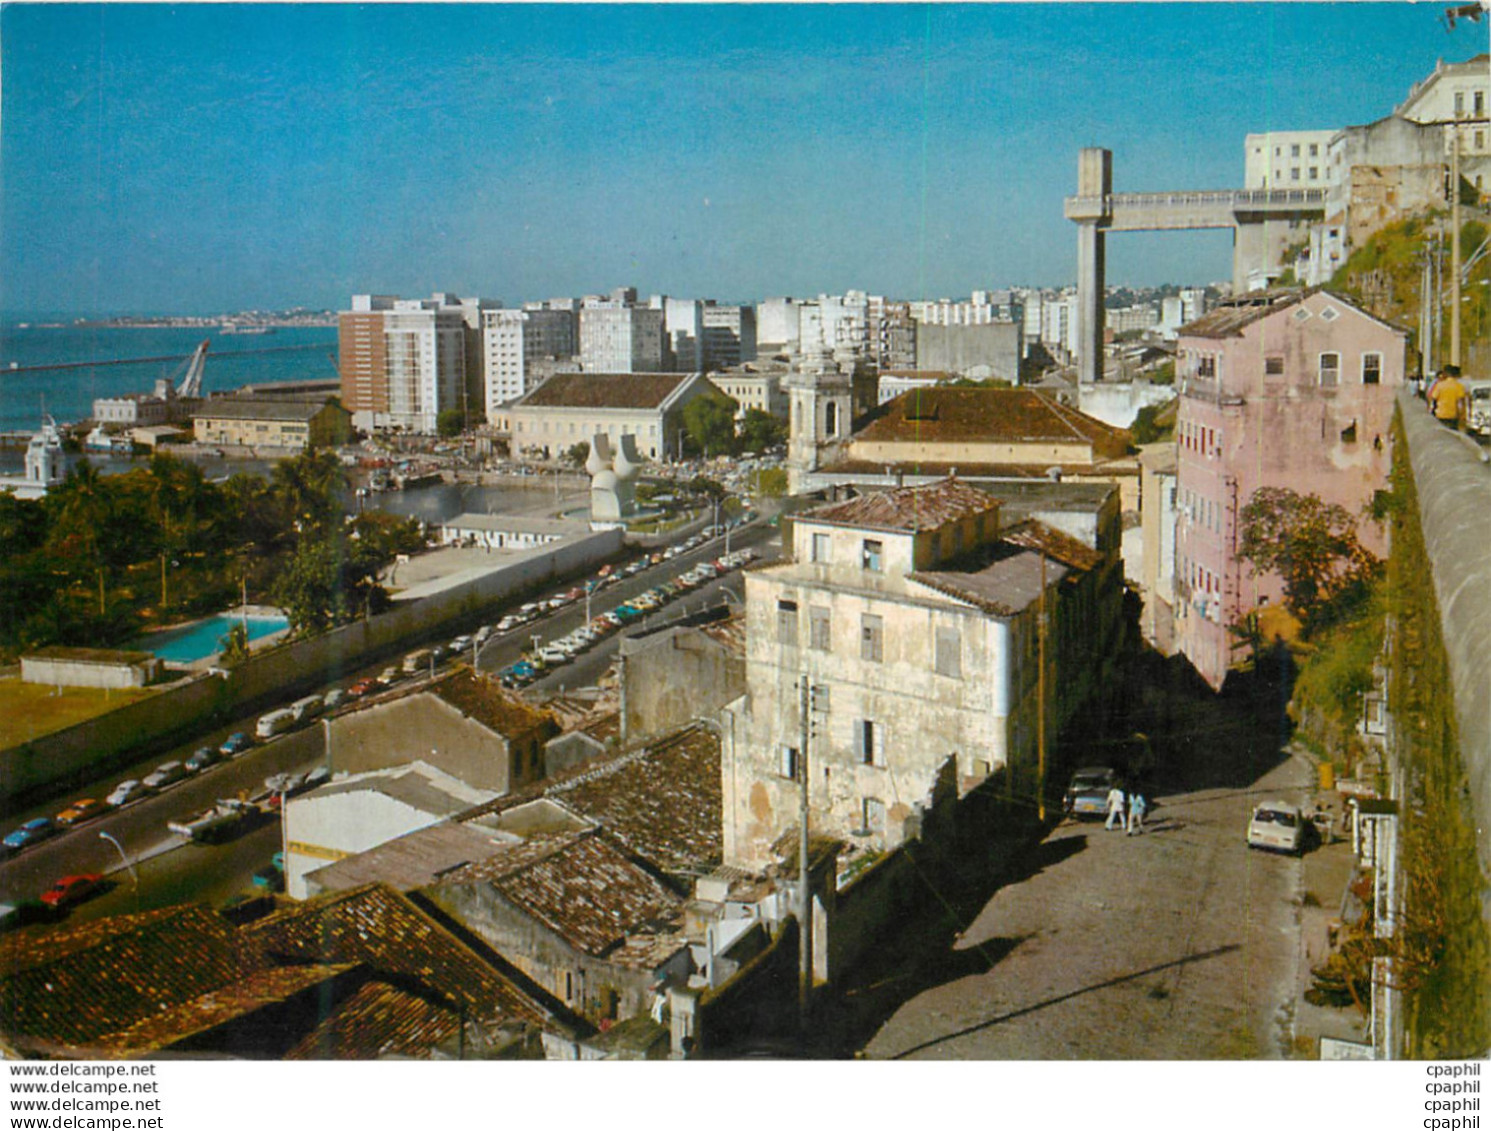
[618, 608, 745, 743]
[427, 830, 692, 1027]
[1172, 289, 1407, 689]
[914, 321, 1023, 382]
[20, 646, 163, 690]
[722, 477, 1124, 871]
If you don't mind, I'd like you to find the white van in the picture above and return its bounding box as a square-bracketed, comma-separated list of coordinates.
[290, 695, 323, 725]
[255, 708, 295, 741]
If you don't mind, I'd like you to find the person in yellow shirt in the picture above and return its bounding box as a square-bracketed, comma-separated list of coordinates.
[1430, 365, 1467, 429]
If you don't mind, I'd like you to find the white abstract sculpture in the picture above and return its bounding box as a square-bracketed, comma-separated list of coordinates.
[589, 433, 641, 521]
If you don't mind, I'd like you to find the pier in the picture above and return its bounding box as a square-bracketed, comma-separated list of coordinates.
[4, 342, 326, 375]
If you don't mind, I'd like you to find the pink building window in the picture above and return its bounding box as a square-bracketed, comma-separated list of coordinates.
[1319, 352, 1340, 387]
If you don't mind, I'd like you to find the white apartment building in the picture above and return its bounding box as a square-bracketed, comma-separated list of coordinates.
[1245, 130, 1337, 190]
[482, 307, 577, 417]
[1396, 54, 1491, 199]
[757, 297, 802, 351]
[798, 293, 870, 355]
[579, 305, 666, 373]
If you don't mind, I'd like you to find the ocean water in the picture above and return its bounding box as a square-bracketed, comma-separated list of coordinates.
[0, 323, 339, 433]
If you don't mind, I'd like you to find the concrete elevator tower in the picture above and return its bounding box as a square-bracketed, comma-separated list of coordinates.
[1067, 148, 1112, 385]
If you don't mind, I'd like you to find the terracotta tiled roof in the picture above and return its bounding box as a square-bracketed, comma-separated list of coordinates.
[462, 723, 722, 877]
[853, 387, 1128, 448]
[1000, 519, 1104, 572]
[441, 831, 684, 961]
[1177, 289, 1309, 337]
[434, 669, 556, 741]
[194, 397, 333, 422]
[100, 964, 356, 1056]
[0, 906, 245, 1052]
[700, 612, 746, 657]
[282, 980, 462, 1060]
[801, 477, 1001, 533]
[242, 883, 554, 1030]
[514, 372, 692, 410]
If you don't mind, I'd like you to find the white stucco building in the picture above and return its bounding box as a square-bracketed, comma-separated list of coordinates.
[720, 477, 1123, 871]
[579, 306, 666, 373]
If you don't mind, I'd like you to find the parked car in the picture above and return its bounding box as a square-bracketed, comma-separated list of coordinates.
[430, 645, 450, 665]
[496, 616, 519, 632]
[255, 709, 296, 741]
[39, 874, 104, 911]
[56, 798, 109, 827]
[220, 732, 253, 757]
[3, 818, 57, 853]
[379, 666, 403, 685]
[1063, 767, 1119, 819]
[185, 746, 222, 774]
[322, 688, 348, 711]
[347, 677, 382, 699]
[142, 761, 188, 790]
[289, 694, 324, 725]
[1465, 379, 1491, 438]
[1247, 801, 1305, 854]
[449, 636, 472, 653]
[106, 780, 149, 807]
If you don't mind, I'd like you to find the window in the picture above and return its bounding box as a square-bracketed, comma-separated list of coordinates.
[825, 401, 838, 437]
[1455, 91, 1465, 116]
[1476, 91, 1486, 117]
[810, 606, 832, 651]
[1309, 143, 1319, 157]
[862, 539, 883, 572]
[1319, 352, 1340, 387]
[1363, 353, 1382, 385]
[934, 625, 962, 678]
[856, 719, 880, 766]
[1290, 144, 1301, 157]
[1265, 355, 1285, 377]
[1290, 167, 1300, 181]
[811, 532, 830, 563]
[861, 614, 884, 662]
[777, 598, 798, 644]
[1309, 167, 1318, 179]
[862, 798, 886, 833]
[779, 745, 799, 780]
[1197, 356, 1215, 378]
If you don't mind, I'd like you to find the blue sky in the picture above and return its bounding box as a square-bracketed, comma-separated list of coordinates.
[2, 3, 1485, 316]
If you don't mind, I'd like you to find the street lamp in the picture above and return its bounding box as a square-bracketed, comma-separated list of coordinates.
[98, 831, 139, 911]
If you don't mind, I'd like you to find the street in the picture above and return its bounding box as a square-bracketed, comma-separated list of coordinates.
[832, 668, 1316, 1060]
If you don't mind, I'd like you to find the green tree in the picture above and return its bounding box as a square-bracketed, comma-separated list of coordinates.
[563, 441, 591, 469]
[1131, 399, 1176, 445]
[218, 621, 251, 666]
[737, 409, 786, 453]
[681, 392, 739, 457]
[437, 408, 467, 438]
[271, 450, 348, 537]
[1237, 487, 1379, 635]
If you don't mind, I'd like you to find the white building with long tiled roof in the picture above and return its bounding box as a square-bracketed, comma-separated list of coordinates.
[497, 371, 720, 462]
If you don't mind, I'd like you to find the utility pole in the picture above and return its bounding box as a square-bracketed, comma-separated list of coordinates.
[1037, 551, 1048, 822]
[797, 676, 812, 1031]
[1451, 122, 1463, 367]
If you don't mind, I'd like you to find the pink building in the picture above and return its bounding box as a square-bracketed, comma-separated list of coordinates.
[1172, 289, 1407, 689]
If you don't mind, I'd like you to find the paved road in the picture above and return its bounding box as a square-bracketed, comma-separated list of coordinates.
[851, 678, 1315, 1060]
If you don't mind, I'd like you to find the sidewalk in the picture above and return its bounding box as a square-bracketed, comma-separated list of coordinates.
[1290, 790, 1373, 1055]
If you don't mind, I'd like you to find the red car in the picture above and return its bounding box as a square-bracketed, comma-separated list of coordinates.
[40, 874, 104, 910]
[347, 677, 383, 699]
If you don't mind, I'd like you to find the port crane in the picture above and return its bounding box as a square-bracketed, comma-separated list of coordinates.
[169, 340, 211, 398]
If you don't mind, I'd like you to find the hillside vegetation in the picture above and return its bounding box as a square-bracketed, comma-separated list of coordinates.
[1327, 209, 1491, 375]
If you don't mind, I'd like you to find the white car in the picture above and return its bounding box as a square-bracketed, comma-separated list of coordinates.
[142, 761, 187, 790]
[107, 780, 149, 807]
[1247, 801, 1305, 854]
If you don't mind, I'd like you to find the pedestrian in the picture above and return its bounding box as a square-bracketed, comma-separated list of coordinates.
[1105, 783, 1126, 831]
[1429, 365, 1468, 430]
[1127, 789, 1148, 835]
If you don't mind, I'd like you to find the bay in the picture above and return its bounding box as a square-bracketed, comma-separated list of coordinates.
[0, 323, 338, 433]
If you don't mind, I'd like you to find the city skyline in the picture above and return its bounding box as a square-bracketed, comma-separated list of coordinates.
[2, 2, 1485, 317]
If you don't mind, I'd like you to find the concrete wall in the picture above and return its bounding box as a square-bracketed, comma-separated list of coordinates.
[0, 529, 620, 808]
[619, 628, 745, 743]
[329, 696, 520, 793]
[915, 321, 1022, 381]
[1397, 395, 1491, 874]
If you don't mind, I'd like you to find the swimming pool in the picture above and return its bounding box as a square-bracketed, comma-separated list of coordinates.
[133, 613, 288, 664]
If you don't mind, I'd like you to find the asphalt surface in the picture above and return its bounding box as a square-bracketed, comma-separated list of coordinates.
[0, 517, 779, 919]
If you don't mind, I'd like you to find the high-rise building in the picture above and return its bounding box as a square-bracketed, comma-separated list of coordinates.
[482, 307, 578, 418]
[663, 298, 703, 372]
[338, 294, 487, 433]
[701, 303, 757, 370]
[579, 306, 666, 373]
